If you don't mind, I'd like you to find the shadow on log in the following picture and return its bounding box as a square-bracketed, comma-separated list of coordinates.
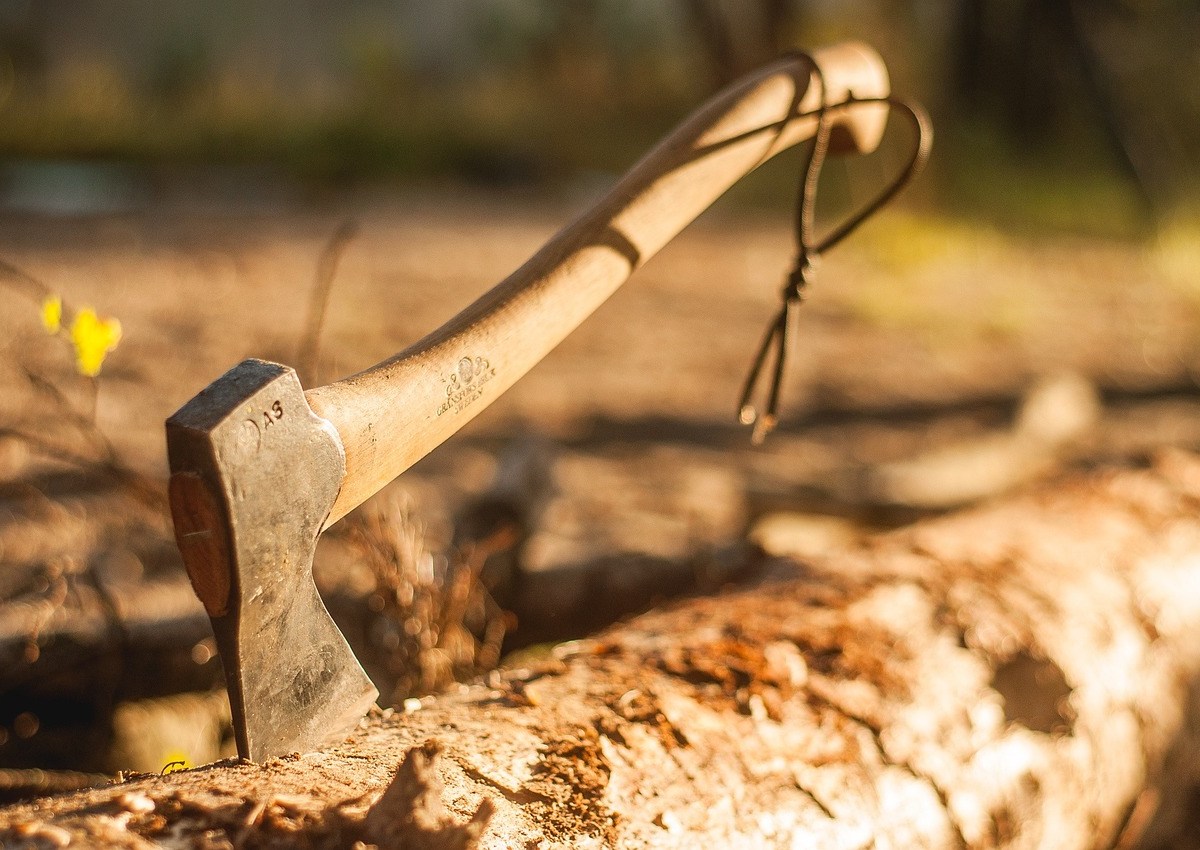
[5, 451, 1200, 847]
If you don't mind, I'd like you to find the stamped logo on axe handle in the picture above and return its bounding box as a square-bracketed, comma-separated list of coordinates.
[166, 42, 899, 762]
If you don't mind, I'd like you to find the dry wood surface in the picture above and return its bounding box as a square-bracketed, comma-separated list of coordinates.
[4, 450, 1200, 848]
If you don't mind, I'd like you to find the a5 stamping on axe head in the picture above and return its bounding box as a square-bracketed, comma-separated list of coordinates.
[166, 41, 915, 762]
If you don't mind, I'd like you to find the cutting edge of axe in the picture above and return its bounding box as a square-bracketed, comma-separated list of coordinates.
[166, 41, 894, 762]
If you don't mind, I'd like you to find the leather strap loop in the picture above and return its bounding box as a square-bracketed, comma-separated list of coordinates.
[739, 56, 933, 444]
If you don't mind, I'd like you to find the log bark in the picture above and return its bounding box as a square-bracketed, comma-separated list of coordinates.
[5, 451, 1200, 848]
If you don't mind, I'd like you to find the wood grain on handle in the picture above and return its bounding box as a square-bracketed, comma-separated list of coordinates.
[307, 42, 890, 527]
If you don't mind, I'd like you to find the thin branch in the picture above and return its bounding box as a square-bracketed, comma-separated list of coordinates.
[297, 220, 359, 387]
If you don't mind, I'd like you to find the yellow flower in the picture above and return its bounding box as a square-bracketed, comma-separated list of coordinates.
[41, 294, 62, 334]
[70, 308, 122, 377]
[161, 752, 191, 773]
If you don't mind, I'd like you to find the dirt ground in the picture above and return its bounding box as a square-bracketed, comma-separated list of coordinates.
[2, 186, 1200, 800]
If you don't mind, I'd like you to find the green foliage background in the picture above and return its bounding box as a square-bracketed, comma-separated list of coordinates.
[0, 0, 1193, 233]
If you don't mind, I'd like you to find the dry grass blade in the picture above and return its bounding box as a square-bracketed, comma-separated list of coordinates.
[297, 220, 359, 387]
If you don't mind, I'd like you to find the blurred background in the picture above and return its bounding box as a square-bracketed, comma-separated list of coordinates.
[2, 3, 1200, 837]
[0, 0, 1193, 228]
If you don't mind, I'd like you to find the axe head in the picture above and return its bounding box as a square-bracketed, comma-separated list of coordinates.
[166, 359, 377, 762]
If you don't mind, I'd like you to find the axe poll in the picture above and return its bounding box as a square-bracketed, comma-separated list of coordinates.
[166, 42, 893, 762]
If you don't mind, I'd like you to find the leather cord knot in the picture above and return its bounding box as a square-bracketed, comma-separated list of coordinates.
[738, 54, 932, 444]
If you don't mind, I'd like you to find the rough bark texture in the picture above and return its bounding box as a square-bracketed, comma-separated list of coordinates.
[5, 451, 1200, 849]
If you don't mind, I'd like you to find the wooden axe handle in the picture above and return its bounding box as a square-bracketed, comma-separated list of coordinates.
[307, 41, 890, 526]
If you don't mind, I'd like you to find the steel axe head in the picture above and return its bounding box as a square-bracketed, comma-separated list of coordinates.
[166, 359, 377, 762]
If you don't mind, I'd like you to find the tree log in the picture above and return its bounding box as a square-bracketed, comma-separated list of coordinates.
[5, 451, 1200, 848]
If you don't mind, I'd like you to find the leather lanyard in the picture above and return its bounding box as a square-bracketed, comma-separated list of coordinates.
[738, 54, 933, 444]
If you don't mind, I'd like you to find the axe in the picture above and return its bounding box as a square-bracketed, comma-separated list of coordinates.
[166, 42, 893, 762]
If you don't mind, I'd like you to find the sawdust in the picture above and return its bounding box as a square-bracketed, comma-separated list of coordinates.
[11, 743, 495, 850]
[634, 580, 913, 725]
[526, 730, 616, 844]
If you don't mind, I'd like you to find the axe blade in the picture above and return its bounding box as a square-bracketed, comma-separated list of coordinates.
[167, 359, 377, 761]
